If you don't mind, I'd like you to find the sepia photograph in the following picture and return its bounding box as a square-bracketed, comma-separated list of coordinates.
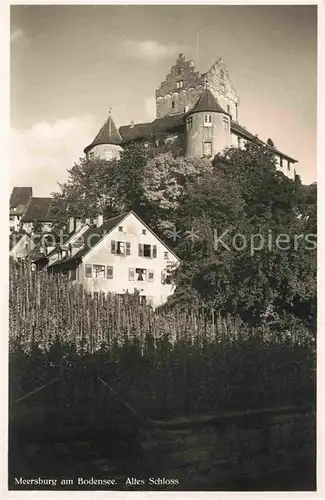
[6, 2, 319, 493]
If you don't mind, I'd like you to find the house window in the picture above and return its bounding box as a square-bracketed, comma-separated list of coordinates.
[172, 101, 175, 108]
[9, 216, 14, 221]
[85, 264, 92, 278]
[70, 268, 77, 280]
[161, 269, 172, 285]
[139, 243, 157, 258]
[142, 229, 147, 235]
[118, 226, 123, 232]
[288, 161, 291, 171]
[237, 136, 242, 148]
[140, 296, 147, 305]
[25, 243, 29, 249]
[128, 268, 135, 281]
[104, 150, 113, 161]
[187, 117, 193, 130]
[89, 152, 95, 160]
[227, 104, 230, 114]
[164, 251, 169, 260]
[107, 266, 113, 279]
[203, 141, 212, 157]
[148, 270, 154, 282]
[147, 296, 154, 306]
[135, 268, 147, 281]
[93, 264, 105, 278]
[204, 114, 212, 127]
[280, 157, 283, 168]
[111, 240, 131, 255]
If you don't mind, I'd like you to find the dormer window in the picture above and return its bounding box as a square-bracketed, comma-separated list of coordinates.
[204, 114, 212, 127]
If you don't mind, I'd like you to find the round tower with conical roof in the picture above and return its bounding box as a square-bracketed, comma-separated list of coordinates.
[84, 109, 123, 161]
[185, 87, 231, 158]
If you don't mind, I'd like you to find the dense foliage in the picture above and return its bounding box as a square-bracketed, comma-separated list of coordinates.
[51, 141, 317, 330]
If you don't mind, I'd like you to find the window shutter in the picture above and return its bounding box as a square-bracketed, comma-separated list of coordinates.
[138, 244, 144, 257]
[161, 270, 166, 284]
[126, 242, 131, 255]
[148, 270, 154, 282]
[107, 266, 113, 279]
[129, 268, 135, 281]
[111, 240, 116, 254]
[85, 264, 92, 278]
[152, 245, 157, 258]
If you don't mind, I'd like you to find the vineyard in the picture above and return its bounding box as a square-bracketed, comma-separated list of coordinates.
[9, 262, 316, 418]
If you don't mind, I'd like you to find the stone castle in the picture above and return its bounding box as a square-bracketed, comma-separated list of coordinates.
[83, 53, 296, 179]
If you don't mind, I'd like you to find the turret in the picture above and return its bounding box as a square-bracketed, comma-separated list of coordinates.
[185, 88, 231, 158]
[84, 109, 123, 161]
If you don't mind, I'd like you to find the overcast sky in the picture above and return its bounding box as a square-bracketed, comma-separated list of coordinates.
[10, 4, 317, 196]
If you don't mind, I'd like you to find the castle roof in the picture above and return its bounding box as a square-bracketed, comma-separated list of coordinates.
[188, 88, 229, 116]
[84, 112, 122, 154]
[119, 113, 184, 143]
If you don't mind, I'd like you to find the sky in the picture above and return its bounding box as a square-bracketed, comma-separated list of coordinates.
[10, 4, 317, 196]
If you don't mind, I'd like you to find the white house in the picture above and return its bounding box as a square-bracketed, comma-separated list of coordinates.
[9, 233, 35, 261]
[47, 211, 180, 307]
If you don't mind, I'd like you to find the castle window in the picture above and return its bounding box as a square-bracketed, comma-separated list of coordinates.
[177, 80, 184, 89]
[223, 117, 229, 130]
[105, 150, 113, 161]
[203, 141, 212, 157]
[204, 114, 212, 127]
[187, 117, 193, 130]
[177, 68, 183, 76]
[172, 101, 175, 108]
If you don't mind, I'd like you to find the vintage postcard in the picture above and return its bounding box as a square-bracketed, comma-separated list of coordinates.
[2, 1, 322, 497]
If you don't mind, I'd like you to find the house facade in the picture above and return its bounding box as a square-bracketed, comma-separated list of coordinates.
[9, 187, 33, 232]
[47, 212, 180, 307]
[9, 233, 35, 261]
[84, 53, 297, 179]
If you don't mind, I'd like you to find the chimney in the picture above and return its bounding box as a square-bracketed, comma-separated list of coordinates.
[130, 120, 135, 129]
[96, 214, 103, 227]
[68, 216, 75, 234]
[75, 218, 83, 231]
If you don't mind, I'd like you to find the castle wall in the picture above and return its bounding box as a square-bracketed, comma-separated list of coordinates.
[86, 143, 123, 161]
[156, 86, 204, 118]
[186, 112, 231, 158]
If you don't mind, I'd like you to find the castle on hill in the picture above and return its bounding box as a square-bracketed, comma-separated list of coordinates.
[84, 53, 297, 179]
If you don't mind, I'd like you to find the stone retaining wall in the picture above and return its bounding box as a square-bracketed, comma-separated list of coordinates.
[141, 406, 316, 490]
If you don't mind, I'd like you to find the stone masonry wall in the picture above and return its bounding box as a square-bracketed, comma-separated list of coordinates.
[141, 407, 315, 490]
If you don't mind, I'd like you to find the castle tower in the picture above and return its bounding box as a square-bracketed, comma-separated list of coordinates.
[84, 109, 123, 161]
[155, 53, 205, 119]
[185, 87, 231, 158]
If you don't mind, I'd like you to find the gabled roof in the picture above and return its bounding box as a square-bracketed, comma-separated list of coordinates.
[230, 121, 298, 163]
[119, 113, 184, 143]
[84, 113, 122, 153]
[10, 187, 32, 212]
[21, 197, 53, 222]
[9, 232, 25, 251]
[188, 88, 228, 116]
[48, 211, 179, 269]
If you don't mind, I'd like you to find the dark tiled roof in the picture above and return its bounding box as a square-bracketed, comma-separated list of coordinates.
[48, 211, 180, 270]
[48, 213, 129, 268]
[230, 122, 297, 162]
[119, 113, 184, 143]
[10, 187, 32, 213]
[189, 89, 228, 115]
[84, 114, 122, 153]
[21, 198, 53, 222]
